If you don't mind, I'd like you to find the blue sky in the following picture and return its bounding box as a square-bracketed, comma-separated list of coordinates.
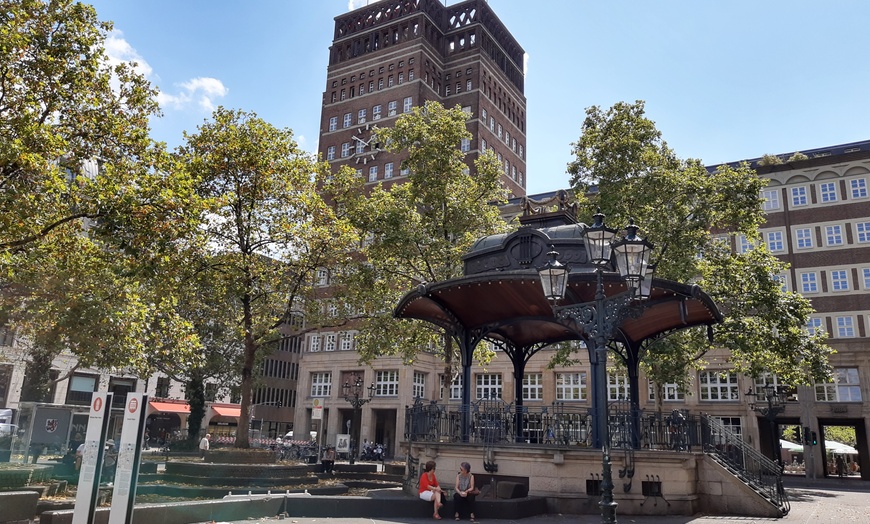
[87, 0, 870, 195]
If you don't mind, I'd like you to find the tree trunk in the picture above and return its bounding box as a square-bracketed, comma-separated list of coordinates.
[235, 291, 256, 448]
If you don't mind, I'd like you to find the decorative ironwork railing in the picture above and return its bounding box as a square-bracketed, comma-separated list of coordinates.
[699, 414, 789, 515]
[404, 399, 704, 451]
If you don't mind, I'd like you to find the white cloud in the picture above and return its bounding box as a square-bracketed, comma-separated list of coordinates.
[157, 77, 229, 112]
[103, 29, 227, 113]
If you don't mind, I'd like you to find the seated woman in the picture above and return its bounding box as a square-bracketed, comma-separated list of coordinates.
[453, 462, 477, 521]
[419, 460, 444, 519]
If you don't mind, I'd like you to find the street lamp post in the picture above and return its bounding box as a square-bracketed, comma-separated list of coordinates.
[538, 210, 655, 524]
[343, 374, 375, 465]
[748, 384, 786, 469]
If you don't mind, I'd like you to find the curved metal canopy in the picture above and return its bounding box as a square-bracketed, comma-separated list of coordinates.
[394, 269, 723, 348]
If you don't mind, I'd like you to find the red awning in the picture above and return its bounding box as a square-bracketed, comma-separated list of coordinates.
[212, 406, 241, 418]
[148, 401, 190, 414]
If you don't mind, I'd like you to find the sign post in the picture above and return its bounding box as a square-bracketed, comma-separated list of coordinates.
[72, 392, 113, 524]
[108, 393, 148, 524]
[312, 398, 323, 451]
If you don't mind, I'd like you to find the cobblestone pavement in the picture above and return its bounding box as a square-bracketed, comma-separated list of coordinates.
[209, 477, 870, 524]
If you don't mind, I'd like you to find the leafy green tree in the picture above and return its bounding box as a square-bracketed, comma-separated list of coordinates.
[567, 101, 832, 396]
[1, 0, 202, 377]
[786, 151, 809, 162]
[175, 107, 360, 447]
[758, 154, 783, 166]
[337, 101, 509, 381]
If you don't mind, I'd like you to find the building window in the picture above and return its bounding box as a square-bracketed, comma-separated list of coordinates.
[762, 189, 780, 210]
[555, 372, 587, 401]
[825, 225, 843, 246]
[497, 124, 503, 140]
[806, 317, 823, 336]
[482, 108, 487, 121]
[819, 181, 838, 202]
[460, 138, 470, 152]
[340, 332, 355, 351]
[456, 81, 461, 93]
[343, 113, 352, 128]
[310, 372, 331, 397]
[816, 368, 861, 402]
[698, 371, 739, 401]
[795, 228, 813, 249]
[475, 374, 502, 399]
[800, 272, 818, 293]
[466, 79, 472, 91]
[315, 268, 329, 286]
[326, 146, 335, 161]
[440, 375, 462, 400]
[790, 186, 807, 206]
[378, 78, 384, 90]
[522, 373, 543, 401]
[718, 417, 742, 436]
[851, 178, 868, 198]
[375, 370, 399, 396]
[328, 116, 338, 132]
[519, 145, 524, 159]
[398, 73, 404, 84]
[368, 166, 378, 182]
[341, 142, 350, 158]
[355, 139, 365, 155]
[369, 80, 374, 92]
[607, 372, 630, 401]
[836, 316, 855, 337]
[856, 221, 870, 243]
[766, 231, 784, 252]
[408, 69, 414, 80]
[831, 269, 849, 291]
[384, 162, 393, 179]
[489, 117, 495, 131]
[481, 139, 487, 150]
[445, 84, 451, 96]
[413, 372, 426, 399]
[359, 84, 365, 95]
[738, 234, 752, 253]
[400, 166, 410, 176]
[309, 334, 321, 352]
[340, 89, 346, 100]
[155, 376, 170, 398]
[373, 104, 381, 120]
[647, 382, 684, 401]
[388, 75, 394, 87]
[358, 109, 366, 124]
[863, 268, 870, 289]
[388, 101, 397, 116]
[403, 96, 413, 113]
[324, 333, 336, 351]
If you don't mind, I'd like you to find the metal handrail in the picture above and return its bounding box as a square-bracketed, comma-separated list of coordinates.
[699, 414, 789, 515]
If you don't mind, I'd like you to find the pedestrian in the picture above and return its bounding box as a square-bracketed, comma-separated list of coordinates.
[199, 433, 210, 459]
[453, 461, 478, 521]
[143, 429, 150, 450]
[321, 445, 336, 474]
[836, 455, 846, 477]
[419, 460, 444, 519]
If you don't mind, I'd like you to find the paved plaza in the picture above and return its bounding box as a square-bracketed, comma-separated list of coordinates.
[210, 477, 870, 524]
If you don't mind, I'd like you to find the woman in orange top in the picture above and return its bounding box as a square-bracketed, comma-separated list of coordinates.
[419, 460, 444, 519]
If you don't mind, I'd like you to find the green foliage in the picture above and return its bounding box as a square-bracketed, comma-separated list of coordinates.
[175, 107, 360, 447]
[337, 101, 509, 371]
[786, 151, 809, 162]
[1, 0, 202, 375]
[567, 100, 832, 388]
[824, 426, 856, 447]
[758, 154, 784, 166]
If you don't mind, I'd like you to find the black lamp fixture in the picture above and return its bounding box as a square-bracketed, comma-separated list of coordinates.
[747, 383, 787, 468]
[537, 209, 656, 524]
[343, 373, 375, 464]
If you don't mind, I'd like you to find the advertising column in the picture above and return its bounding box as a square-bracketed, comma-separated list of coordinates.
[72, 392, 113, 524]
[108, 393, 148, 524]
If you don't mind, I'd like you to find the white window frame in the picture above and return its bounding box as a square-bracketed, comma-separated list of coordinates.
[831, 269, 849, 292]
[698, 371, 739, 401]
[413, 372, 426, 399]
[816, 368, 862, 402]
[341, 142, 350, 158]
[326, 146, 336, 161]
[309, 334, 321, 352]
[522, 373, 543, 401]
[790, 186, 808, 207]
[766, 231, 784, 252]
[819, 181, 838, 203]
[762, 189, 780, 210]
[324, 333, 336, 351]
[806, 317, 823, 336]
[328, 116, 338, 132]
[316, 268, 329, 286]
[856, 221, 870, 243]
[647, 382, 685, 401]
[384, 162, 393, 179]
[718, 417, 742, 436]
[555, 372, 587, 401]
[375, 370, 399, 396]
[795, 227, 813, 249]
[358, 108, 366, 124]
[850, 178, 868, 199]
[607, 372, 630, 401]
[368, 165, 378, 182]
[340, 332, 354, 351]
[460, 138, 470, 152]
[800, 272, 818, 293]
[388, 100, 397, 116]
[343, 113, 352, 128]
[373, 104, 381, 120]
[403, 96, 413, 113]
[835, 316, 855, 338]
[440, 374, 462, 400]
[825, 225, 843, 246]
[310, 372, 331, 396]
[475, 374, 502, 400]
[863, 268, 870, 289]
